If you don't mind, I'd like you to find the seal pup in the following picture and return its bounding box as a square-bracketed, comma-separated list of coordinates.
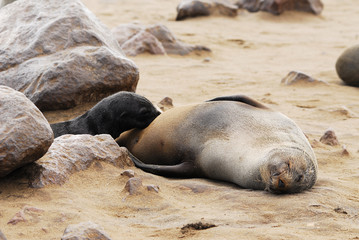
[51, 91, 161, 139]
[117, 95, 318, 194]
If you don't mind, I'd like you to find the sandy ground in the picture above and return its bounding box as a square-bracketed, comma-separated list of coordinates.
[1, 0, 359, 239]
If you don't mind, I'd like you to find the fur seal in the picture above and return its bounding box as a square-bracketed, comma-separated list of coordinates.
[117, 95, 318, 194]
[51, 91, 161, 139]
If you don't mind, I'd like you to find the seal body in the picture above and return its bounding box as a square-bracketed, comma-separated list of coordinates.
[51, 91, 161, 139]
[117, 95, 317, 194]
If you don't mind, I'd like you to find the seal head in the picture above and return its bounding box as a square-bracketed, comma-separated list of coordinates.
[260, 147, 317, 194]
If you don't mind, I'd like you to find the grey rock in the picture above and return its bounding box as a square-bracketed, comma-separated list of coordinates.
[336, 44, 359, 87]
[320, 129, 339, 146]
[121, 169, 135, 178]
[112, 23, 210, 56]
[281, 71, 327, 85]
[124, 177, 143, 195]
[25, 134, 133, 188]
[61, 221, 112, 240]
[0, 86, 53, 178]
[236, 0, 323, 15]
[157, 97, 174, 112]
[0, 0, 139, 111]
[176, 0, 238, 21]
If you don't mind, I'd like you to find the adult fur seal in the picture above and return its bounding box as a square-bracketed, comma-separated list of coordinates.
[51, 91, 161, 139]
[117, 95, 318, 194]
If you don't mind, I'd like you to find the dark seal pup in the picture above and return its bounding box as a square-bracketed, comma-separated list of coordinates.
[117, 95, 318, 194]
[51, 91, 161, 139]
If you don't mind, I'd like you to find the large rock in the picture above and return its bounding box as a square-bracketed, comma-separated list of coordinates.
[0, 86, 53, 178]
[25, 134, 133, 188]
[336, 45, 359, 87]
[0, 0, 139, 111]
[176, 0, 238, 21]
[112, 23, 211, 56]
[236, 0, 323, 15]
[61, 222, 112, 240]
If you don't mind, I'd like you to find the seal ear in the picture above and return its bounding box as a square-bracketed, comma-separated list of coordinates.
[206, 95, 268, 109]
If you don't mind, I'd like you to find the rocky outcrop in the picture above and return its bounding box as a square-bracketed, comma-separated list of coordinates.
[336, 44, 359, 87]
[0, 86, 53, 178]
[0, 0, 139, 111]
[236, 0, 324, 15]
[112, 23, 211, 56]
[176, 0, 238, 20]
[61, 222, 112, 240]
[25, 134, 133, 188]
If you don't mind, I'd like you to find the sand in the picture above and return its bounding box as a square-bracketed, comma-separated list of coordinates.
[1, 0, 359, 239]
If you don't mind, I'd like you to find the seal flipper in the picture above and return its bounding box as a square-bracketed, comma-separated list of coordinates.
[128, 152, 197, 178]
[206, 95, 268, 109]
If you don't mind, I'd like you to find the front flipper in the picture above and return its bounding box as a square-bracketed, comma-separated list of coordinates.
[128, 152, 197, 178]
[207, 94, 268, 109]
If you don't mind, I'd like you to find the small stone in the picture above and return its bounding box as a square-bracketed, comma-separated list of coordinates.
[236, 0, 323, 15]
[281, 71, 327, 85]
[147, 184, 160, 193]
[121, 169, 135, 178]
[203, 57, 211, 62]
[157, 97, 174, 112]
[319, 129, 339, 146]
[124, 177, 143, 195]
[176, 0, 238, 21]
[61, 221, 112, 240]
[341, 145, 350, 156]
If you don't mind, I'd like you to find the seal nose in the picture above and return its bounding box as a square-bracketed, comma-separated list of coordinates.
[278, 179, 285, 188]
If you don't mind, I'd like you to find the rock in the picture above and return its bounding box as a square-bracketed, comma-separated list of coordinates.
[147, 184, 160, 193]
[0, 0, 15, 8]
[112, 23, 210, 56]
[121, 169, 135, 178]
[319, 129, 339, 146]
[112, 24, 166, 56]
[0, 0, 139, 111]
[61, 221, 112, 240]
[0, 230, 6, 240]
[341, 145, 350, 156]
[236, 0, 324, 15]
[121, 30, 166, 56]
[25, 134, 133, 188]
[157, 97, 174, 112]
[281, 71, 328, 85]
[124, 177, 143, 195]
[176, 0, 238, 21]
[7, 206, 44, 225]
[336, 44, 359, 87]
[0, 86, 53, 178]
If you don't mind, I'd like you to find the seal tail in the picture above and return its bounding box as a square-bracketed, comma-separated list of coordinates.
[127, 151, 196, 178]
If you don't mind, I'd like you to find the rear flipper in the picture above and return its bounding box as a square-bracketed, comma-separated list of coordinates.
[128, 151, 197, 178]
[207, 94, 268, 109]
